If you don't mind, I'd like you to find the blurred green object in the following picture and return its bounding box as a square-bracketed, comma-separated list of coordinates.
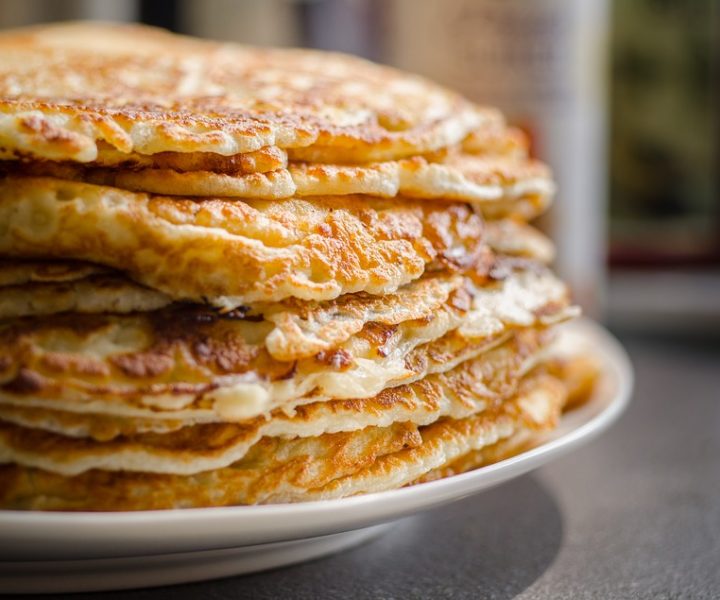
[610, 0, 719, 265]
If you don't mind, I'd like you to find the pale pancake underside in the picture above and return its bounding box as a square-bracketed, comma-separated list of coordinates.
[0, 177, 493, 307]
[0, 366, 568, 510]
[0, 268, 573, 423]
[0, 22, 490, 163]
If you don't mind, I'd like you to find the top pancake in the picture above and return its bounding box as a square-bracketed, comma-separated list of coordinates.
[0, 22, 490, 163]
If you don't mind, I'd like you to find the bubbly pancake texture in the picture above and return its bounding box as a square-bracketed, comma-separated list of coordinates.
[0, 22, 489, 163]
[0, 329, 549, 475]
[0, 268, 573, 424]
[0, 177, 492, 307]
[0, 421, 421, 510]
[417, 355, 600, 482]
[0, 218, 554, 321]
[300, 370, 567, 502]
[0, 368, 567, 510]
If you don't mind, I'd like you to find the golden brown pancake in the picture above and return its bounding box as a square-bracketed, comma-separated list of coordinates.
[0, 273, 171, 320]
[0, 176, 492, 307]
[0, 269, 573, 423]
[418, 355, 601, 482]
[0, 220, 554, 321]
[80, 145, 289, 174]
[1, 151, 553, 220]
[0, 420, 422, 510]
[0, 22, 489, 163]
[0, 368, 567, 510]
[0, 259, 111, 286]
[0, 329, 550, 475]
[0, 23, 597, 514]
[304, 370, 567, 502]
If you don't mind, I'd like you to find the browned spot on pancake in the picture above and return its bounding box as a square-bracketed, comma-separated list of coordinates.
[314, 348, 352, 370]
[316, 222, 332, 237]
[358, 322, 399, 358]
[18, 114, 78, 145]
[2, 368, 45, 393]
[448, 287, 472, 312]
[41, 352, 110, 377]
[191, 332, 259, 373]
[110, 351, 174, 379]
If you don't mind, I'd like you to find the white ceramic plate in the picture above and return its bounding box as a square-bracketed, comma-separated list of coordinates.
[0, 319, 632, 594]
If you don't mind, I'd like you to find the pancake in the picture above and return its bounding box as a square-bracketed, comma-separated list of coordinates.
[0, 420, 422, 511]
[0, 259, 111, 287]
[0, 152, 553, 220]
[0, 330, 554, 442]
[418, 354, 601, 482]
[0, 176, 490, 307]
[300, 370, 567, 502]
[0, 273, 172, 320]
[0, 262, 461, 334]
[81, 145, 290, 174]
[0, 368, 566, 510]
[416, 430, 537, 484]
[0, 220, 554, 321]
[0, 22, 489, 164]
[0, 259, 559, 356]
[483, 219, 555, 264]
[0, 268, 573, 424]
[0, 328, 548, 475]
[260, 254, 562, 361]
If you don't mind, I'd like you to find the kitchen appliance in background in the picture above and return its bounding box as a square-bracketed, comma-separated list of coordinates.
[383, 0, 610, 317]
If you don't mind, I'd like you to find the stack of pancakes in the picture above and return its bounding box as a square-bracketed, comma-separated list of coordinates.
[0, 23, 595, 510]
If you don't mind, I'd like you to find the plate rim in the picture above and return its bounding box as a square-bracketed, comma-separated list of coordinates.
[0, 318, 633, 559]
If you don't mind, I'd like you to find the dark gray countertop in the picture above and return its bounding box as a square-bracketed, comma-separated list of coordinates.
[9, 331, 720, 599]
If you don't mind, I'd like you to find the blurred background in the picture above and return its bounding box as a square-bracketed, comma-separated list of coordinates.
[0, 0, 717, 335]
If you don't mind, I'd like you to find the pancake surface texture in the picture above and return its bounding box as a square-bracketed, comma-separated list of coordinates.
[0, 22, 488, 163]
[0, 177, 492, 306]
[0, 22, 597, 511]
[0, 268, 572, 422]
[0, 368, 568, 509]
